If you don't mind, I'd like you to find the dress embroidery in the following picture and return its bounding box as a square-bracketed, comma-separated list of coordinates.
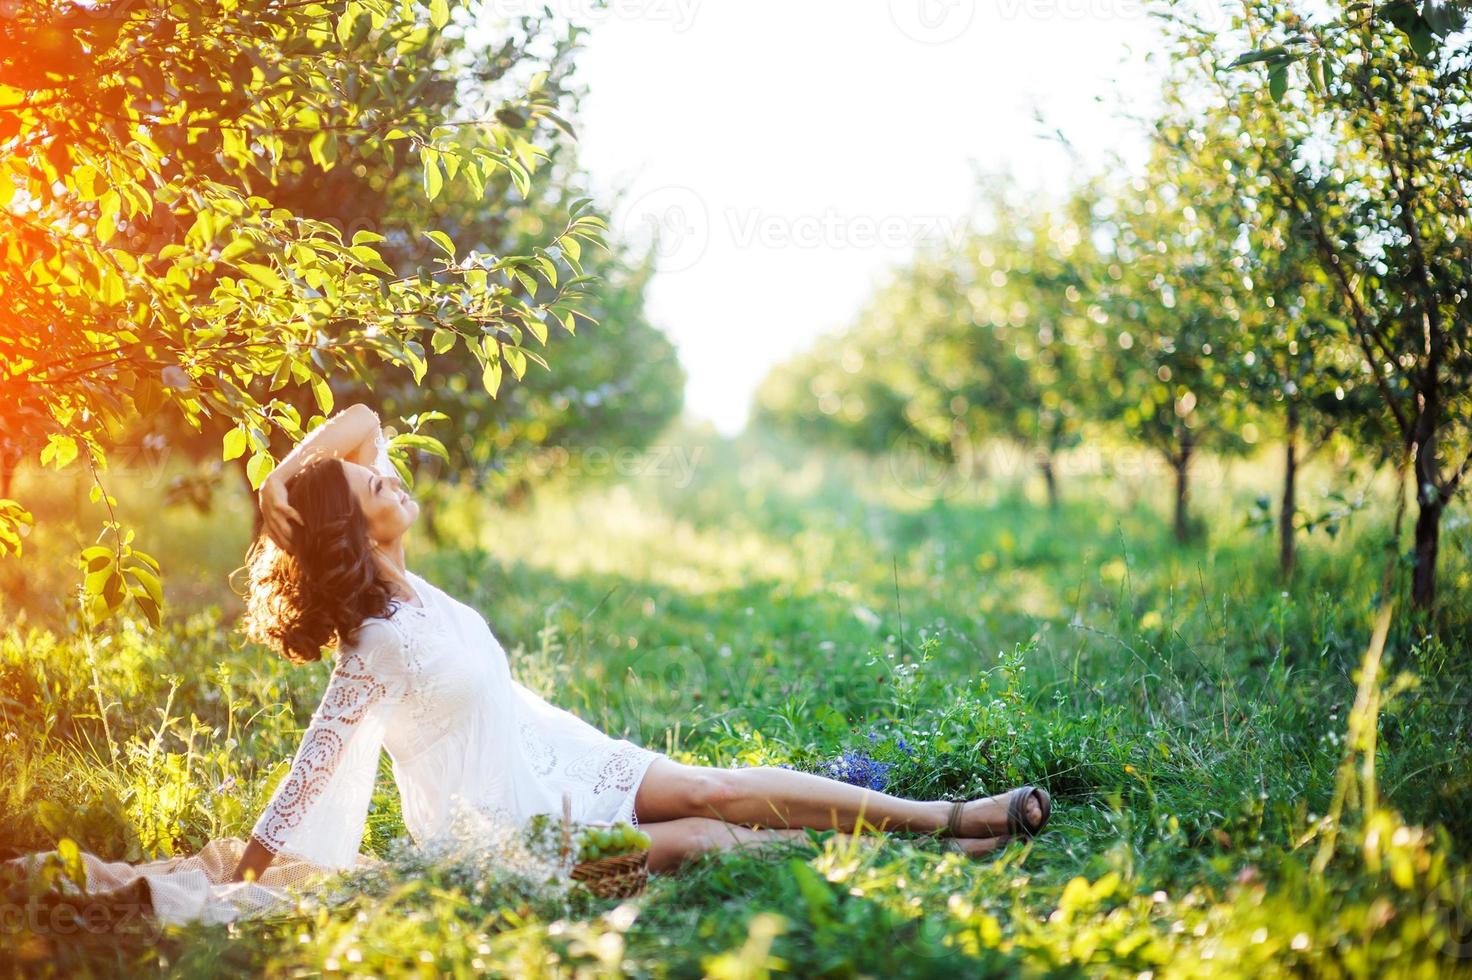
[520, 719, 558, 776]
[594, 747, 643, 795]
[383, 603, 446, 737]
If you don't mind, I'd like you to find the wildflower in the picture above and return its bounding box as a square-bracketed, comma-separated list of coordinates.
[820, 749, 893, 792]
[864, 727, 915, 758]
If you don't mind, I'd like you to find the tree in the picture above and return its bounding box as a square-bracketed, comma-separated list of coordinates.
[0, 0, 605, 625]
[1149, 91, 1373, 575]
[1090, 137, 1255, 543]
[955, 179, 1100, 507]
[1171, 0, 1472, 608]
[752, 260, 953, 462]
[366, 188, 686, 518]
[116, 16, 680, 530]
[755, 180, 1102, 509]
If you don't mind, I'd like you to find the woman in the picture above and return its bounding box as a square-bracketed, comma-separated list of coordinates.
[231, 403, 1051, 882]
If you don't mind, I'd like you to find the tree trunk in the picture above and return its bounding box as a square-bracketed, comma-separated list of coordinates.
[1280, 400, 1299, 578]
[1409, 394, 1446, 611]
[1172, 433, 1193, 544]
[1036, 448, 1058, 510]
[1412, 498, 1442, 610]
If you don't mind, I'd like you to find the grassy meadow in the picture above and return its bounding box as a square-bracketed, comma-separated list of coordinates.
[2, 425, 1470, 977]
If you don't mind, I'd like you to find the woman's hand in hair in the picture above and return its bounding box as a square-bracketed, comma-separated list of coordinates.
[260, 473, 304, 552]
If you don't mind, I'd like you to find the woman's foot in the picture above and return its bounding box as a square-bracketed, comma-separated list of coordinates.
[949, 787, 1049, 839]
[943, 835, 1012, 859]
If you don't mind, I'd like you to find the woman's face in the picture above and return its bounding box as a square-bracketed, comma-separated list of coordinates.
[342, 460, 419, 545]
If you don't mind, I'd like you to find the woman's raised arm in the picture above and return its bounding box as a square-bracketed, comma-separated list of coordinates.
[259, 403, 383, 550]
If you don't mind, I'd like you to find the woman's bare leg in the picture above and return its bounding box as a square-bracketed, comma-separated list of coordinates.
[639, 817, 808, 874]
[638, 816, 1012, 874]
[633, 758, 1043, 837]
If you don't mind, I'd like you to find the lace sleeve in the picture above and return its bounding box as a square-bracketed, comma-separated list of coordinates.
[250, 620, 409, 870]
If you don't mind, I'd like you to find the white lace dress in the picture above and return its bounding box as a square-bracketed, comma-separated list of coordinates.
[4, 433, 667, 925]
[249, 427, 667, 870]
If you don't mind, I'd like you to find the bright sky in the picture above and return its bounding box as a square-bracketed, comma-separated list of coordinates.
[563, 0, 1170, 433]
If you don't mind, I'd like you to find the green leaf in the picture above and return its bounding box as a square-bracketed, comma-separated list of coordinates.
[1306, 54, 1325, 95]
[309, 130, 338, 170]
[126, 563, 164, 609]
[246, 451, 275, 491]
[391, 433, 450, 463]
[429, 0, 450, 30]
[1407, 24, 1437, 57]
[312, 376, 334, 415]
[504, 345, 527, 380]
[336, 2, 362, 45]
[349, 245, 394, 275]
[1229, 46, 1287, 68]
[1423, 0, 1467, 36]
[222, 426, 248, 461]
[132, 591, 162, 629]
[240, 263, 285, 290]
[788, 859, 837, 919]
[513, 268, 539, 296]
[102, 569, 126, 610]
[481, 356, 503, 397]
[422, 146, 444, 201]
[431, 328, 458, 354]
[1268, 64, 1288, 103]
[41, 434, 78, 470]
[425, 230, 455, 259]
[219, 238, 255, 263]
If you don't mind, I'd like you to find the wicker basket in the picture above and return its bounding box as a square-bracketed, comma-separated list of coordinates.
[559, 791, 649, 899]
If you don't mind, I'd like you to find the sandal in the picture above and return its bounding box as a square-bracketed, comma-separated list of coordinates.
[1006, 785, 1052, 838]
[939, 785, 1053, 839]
[943, 835, 1012, 859]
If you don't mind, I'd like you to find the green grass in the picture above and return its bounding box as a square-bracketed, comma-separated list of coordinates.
[2, 425, 1470, 977]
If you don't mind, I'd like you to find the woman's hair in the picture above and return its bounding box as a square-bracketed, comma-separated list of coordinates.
[239, 456, 401, 664]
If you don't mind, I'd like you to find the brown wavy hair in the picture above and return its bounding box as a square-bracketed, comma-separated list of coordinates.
[239, 456, 403, 664]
